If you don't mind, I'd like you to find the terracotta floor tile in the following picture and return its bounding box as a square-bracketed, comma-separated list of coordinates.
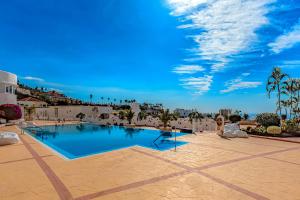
[203, 157, 300, 200]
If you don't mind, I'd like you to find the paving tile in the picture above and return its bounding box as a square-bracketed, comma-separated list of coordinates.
[181, 134, 286, 155]
[0, 144, 33, 164]
[0, 159, 60, 200]
[43, 148, 184, 198]
[1, 125, 299, 200]
[93, 173, 253, 200]
[203, 157, 300, 200]
[136, 145, 247, 168]
[266, 148, 300, 165]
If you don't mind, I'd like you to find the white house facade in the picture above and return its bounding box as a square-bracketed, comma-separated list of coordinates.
[0, 70, 17, 105]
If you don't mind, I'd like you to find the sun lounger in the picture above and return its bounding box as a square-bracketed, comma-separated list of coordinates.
[0, 132, 20, 146]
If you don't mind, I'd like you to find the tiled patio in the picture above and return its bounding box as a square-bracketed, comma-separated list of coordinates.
[1, 124, 300, 200]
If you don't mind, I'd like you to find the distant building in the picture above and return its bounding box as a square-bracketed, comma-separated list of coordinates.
[174, 108, 196, 118]
[219, 109, 232, 118]
[0, 70, 17, 105]
[18, 97, 48, 108]
[140, 103, 163, 116]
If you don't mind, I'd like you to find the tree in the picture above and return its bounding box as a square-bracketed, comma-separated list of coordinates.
[243, 113, 249, 120]
[159, 109, 177, 128]
[137, 111, 147, 121]
[295, 79, 300, 118]
[25, 106, 36, 121]
[283, 78, 297, 118]
[89, 94, 93, 104]
[125, 109, 135, 124]
[229, 114, 242, 123]
[256, 113, 280, 127]
[266, 67, 289, 116]
[280, 100, 289, 117]
[0, 104, 22, 123]
[101, 97, 104, 104]
[118, 110, 126, 120]
[188, 112, 203, 124]
[76, 113, 86, 121]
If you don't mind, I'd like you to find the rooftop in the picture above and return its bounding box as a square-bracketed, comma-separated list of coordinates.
[18, 97, 45, 102]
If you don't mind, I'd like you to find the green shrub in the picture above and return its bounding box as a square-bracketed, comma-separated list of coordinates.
[286, 119, 298, 133]
[267, 126, 282, 135]
[229, 114, 241, 123]
[256, 113, 280, 127]
[254, 126, 267, 134]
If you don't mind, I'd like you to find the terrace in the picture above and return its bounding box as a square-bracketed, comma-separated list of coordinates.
[1, 122, 299, 200]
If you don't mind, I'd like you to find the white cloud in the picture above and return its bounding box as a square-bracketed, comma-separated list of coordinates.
[180, 75, 213, 94]
[268, 20, 300, 54]
[167, 0, 274, 72]
[22, 76, 44, 82]
[242, 73, 250, 76]
[172, 65, 205, 74]
[280, 60, 300, 69]
[220, 75, 262, 93]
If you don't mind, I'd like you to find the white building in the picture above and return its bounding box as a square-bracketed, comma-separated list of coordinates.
[0, 70, 17, 105]
[33, 105, 114, 121]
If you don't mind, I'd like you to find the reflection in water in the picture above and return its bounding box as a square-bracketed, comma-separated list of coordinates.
[124, 128, 141, 138]
[76, 124, 85, 132]
[33, 130, 58, 141]
[24, 124, 187, 159]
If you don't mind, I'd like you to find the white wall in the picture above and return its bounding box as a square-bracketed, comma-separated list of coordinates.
[18, 101, 47, 108]
[34, 105, 113, 121]
[0, 70, 17, 105]
[30, 104, 217, 132]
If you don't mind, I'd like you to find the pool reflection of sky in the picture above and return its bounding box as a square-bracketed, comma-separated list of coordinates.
[25, 124, 187, 159]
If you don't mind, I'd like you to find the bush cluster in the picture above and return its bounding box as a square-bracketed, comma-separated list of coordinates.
[266, 126, 282, 135]
[0, 104, 22, 120]
[256, 113, 280, 127]
[229, 114, 241, 123]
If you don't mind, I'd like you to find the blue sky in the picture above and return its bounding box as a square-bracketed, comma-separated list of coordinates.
[0, 0, 299, 113]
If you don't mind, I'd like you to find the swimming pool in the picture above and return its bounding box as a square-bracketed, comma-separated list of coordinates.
[24, 124, 188, 159]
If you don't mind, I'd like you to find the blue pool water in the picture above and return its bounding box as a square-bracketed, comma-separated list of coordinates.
[24, 124, 188, 159]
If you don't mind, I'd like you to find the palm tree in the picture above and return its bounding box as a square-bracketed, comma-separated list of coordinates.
[118, 110, 126, 120]
[188, 112, 203, 124]
[294, 79, 300, 118]
[266, 67, 289, 116]
[283, 78, 297, 118]
[280, 100, 289, 117]
[243, 113, 249, 120]
[101, 97, 104, 104]
[159, 109, 177, 128]
[137, 111, 147, 121]
[89, 94, 93, 104]
[125, 109, 135, 124]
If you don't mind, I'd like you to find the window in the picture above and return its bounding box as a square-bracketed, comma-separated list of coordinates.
[6, 86, 9, 93]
